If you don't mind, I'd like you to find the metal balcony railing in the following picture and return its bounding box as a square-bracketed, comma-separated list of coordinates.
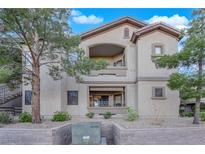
[0, 84, 22, 104]
[91, 101, 124, 107]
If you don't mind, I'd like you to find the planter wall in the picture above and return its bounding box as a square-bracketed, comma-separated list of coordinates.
[113, 123, 205, 145]
[0, 124, 71, 145]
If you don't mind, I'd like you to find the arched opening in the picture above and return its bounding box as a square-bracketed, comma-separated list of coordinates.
[89, 44, 126, 67]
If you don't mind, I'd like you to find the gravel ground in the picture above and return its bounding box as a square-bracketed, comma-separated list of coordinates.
[0, 120, 69, 129]
[113, 117, 205, 129]
[1, 116, 205, 129]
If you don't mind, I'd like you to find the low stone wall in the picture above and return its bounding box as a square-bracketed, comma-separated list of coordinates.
[0, 123, 71, 145]
[113, 123, 205, 145]
[0, 122, 112, 145]
[2, 121, 205, 145]
[52, 124, 72, 144]
[101, 122, 113, 144]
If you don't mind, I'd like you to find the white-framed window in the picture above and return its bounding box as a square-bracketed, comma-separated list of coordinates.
[152, 43, 164, 56]
[154, 46, 162, 55]
[152, 87, 166, 99]
[124, 27, 129, 39]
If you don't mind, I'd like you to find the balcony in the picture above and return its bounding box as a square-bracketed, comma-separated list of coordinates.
[89, 44, 127, 76]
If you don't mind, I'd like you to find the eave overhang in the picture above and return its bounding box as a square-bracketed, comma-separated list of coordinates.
[80, 16, 147, 40]
[130, 22, 181, 43]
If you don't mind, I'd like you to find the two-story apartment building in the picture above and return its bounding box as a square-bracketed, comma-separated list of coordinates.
[22, 16, 180, 118]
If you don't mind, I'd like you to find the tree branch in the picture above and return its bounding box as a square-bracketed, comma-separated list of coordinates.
[13, 14, 36, 65]
[37, 17, 47, 61]
[40, 61, 60, 66]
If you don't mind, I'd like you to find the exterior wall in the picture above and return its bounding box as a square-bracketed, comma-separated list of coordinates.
[23, 65, 63, 117]
[136, 30, 180, 117]
[137, 81, 180, 117]
[65, 77, 88, 115]
[137, 30, 178, 78]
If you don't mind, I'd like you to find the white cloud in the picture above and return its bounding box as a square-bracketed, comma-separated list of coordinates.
[71, 9, 103, 24]
[71, 9, 81, 16]
[146, 14, 189, 30]
[73, 14, 103, 24]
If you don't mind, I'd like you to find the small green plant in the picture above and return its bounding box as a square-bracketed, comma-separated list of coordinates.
[19, 112, 32, 123]
[200, 112, 205, 121]
[127, 107, 139, 121]
[52, 111, 71, 122]
[0, 112, 12, 124]
[103, 112, 112, 119]
[180, 112, 193, 117]
[86, 112, 95, 119]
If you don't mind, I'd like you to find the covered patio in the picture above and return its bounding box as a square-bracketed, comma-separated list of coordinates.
[88, 86, 127, 114]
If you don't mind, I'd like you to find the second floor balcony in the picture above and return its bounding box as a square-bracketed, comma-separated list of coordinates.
[88, 44, 127, 76]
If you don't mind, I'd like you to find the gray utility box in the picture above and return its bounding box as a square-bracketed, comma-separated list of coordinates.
[72, 122, 101, 145]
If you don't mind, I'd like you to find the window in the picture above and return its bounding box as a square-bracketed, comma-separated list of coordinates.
[152, 43, 164, 56]
[152, 87, 165, 99]
[124, 28, 129, 38]
[67, 91, 78, 105]
[154, 46, 162, 55]
[25, 90, 32, 105]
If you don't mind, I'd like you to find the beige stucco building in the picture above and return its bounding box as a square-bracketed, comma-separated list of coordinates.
[22, 17, 181, 118]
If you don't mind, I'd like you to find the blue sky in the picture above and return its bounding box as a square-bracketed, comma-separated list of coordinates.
[69, 8, 194, 34]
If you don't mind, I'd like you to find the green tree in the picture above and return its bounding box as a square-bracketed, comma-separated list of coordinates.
[155, 9, 205, 124]
[0, 46, 22, 88]
[0, 9, 107, 123]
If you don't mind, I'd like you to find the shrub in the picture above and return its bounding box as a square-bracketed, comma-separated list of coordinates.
[103, 112, 112, 119]
[19, 112, 32, 122]
[0, 112, 12, 124]
[200, 105, 205, 112]
[52, 111, 71, 122]
[86, 112, 95, 119]
[200, 112, 205, 121]
[180, 112, 193, 117]
[127, 107, 139, 121]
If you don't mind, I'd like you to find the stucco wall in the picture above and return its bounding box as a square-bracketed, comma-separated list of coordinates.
[137, 81, 180, 117]
[137, 30, 178, 78]
[23, 66, 62, 117]
[65, 77, 88, 115]
[135, 30, 179, 117]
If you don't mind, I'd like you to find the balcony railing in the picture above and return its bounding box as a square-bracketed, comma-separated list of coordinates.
[0, 85, 22, 104]
[89, 66, 127, 76]
[90, 100, 124, 107]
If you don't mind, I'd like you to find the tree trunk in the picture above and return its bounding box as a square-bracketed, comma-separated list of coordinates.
[31, 64, 41, 123]
[193, 98, 201, 124]
[193, 57, 203, 124]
